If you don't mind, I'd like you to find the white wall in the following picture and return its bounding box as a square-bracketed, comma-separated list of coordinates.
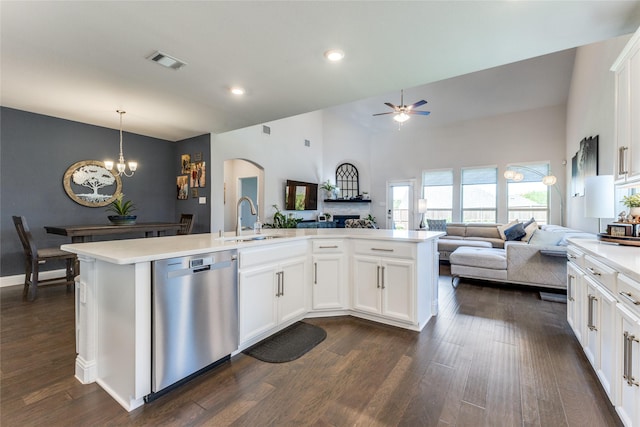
[211, 111, 324, 231]
[367, 104, 567, 226]
[565, 34, 632, 232]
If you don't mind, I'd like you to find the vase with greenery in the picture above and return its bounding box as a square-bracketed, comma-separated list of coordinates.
[106, 193, 137, 225]
[264, 204, 302, 229]
[622, 193, 640, 217]
[321, 180, 337, 199]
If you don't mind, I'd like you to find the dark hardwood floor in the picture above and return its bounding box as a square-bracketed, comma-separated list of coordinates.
[1, 266, 621, 426]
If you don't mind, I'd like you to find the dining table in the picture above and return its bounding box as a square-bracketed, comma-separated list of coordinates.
[45, 222, 183, 243]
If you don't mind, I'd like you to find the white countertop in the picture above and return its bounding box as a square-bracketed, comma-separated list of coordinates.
[61, 228, 445, 265]
[568, 237, 640, 282]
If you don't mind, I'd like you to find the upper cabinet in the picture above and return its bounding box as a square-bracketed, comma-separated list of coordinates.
[613, 27, 640, 183]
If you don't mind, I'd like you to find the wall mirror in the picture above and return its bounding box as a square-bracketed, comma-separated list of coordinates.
[63, 160, 122, 207]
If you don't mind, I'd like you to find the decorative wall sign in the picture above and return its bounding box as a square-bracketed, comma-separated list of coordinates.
[571, 135, 599, 197]
[63, 160, 122, 207]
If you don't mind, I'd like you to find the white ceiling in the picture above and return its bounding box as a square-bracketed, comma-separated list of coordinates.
[2, 1, 640, 141]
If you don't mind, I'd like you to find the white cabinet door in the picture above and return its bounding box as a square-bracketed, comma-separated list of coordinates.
[567, 262, 584, 345]
[598, 284, 618, 403]
[584, 277, 600, 369]
[312, 254, 345, 310]
[381, 258, 414, 323]
[239, 264, 278, 344]
[277, 257, 307, 324]
[628, 43, 640, 180]
[352, 255, 382, 315]
[616, 304, 640, 427]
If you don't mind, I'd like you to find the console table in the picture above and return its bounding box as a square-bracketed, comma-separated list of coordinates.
[45, 222, 182, 243]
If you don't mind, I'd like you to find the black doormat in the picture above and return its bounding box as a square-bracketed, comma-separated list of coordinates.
[243, 321, 326, 363]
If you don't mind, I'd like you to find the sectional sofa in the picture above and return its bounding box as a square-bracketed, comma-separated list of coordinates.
[435, 222, 594, 290]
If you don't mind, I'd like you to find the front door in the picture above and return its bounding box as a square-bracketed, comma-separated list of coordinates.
[387, 181, 414, 230]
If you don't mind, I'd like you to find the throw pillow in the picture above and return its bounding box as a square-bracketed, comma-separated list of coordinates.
[504, 222, 526, 241]
[427, 219, 447, 232]
[522, 217, 536, 229]
[528, 229, 564, 246]
[523, 220, 539, 243]
[498, 220, 519, 240]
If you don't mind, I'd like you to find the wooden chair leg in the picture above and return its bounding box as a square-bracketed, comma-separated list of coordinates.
[23, 260, 31, 298]
[27, 259, 39, 301]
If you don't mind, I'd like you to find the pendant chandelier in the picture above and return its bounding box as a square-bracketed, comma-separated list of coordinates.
[104, 110, 137, 177]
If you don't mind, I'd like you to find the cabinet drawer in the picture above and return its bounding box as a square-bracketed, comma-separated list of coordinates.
[567, 246, 585, 268]
[239, 241, 307, 269]
[584, 255, 617, 293]
[312, 239, 345, 253]
[618, 274, 640, 316]
[353, 240, 415, 259]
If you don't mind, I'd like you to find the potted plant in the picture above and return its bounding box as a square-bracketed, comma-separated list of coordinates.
[321, 180, 337, 199]
[264, 205, 302, 229]
[622, 193, 640, 217]
[106, 193, 137, 225]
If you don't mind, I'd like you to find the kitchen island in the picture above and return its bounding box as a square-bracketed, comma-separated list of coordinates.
[62, 228, 443, 411]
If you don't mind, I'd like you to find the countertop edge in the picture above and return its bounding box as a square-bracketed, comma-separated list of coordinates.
[62, 230, 445, 265]
[567, 237, 640, 283]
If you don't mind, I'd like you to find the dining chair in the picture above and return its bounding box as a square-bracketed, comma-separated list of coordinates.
[177, 213, 195, 235]
[12, 216, 77, 301]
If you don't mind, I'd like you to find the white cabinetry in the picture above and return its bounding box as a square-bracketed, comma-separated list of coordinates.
[311, 240, 347, 311]
[567, 252, 585, 345]
[613, 27, 640, 182]
[616, 273, 640, 427]
[568, 241, 640, 427]
[238, 241, 307, 346]
[352, 240, 416, 325]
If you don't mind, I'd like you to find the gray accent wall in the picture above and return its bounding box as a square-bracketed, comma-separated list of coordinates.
[1, 107, 210, 277]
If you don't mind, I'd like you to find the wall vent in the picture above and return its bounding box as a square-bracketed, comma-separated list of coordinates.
[147, 51, 187, 70]
[262, 125, 271, 135]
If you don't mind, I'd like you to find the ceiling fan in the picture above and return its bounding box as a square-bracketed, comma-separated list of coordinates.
[373, 90, 430, 123]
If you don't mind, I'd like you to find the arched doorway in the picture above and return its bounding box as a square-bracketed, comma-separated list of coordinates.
[223, 159, 265, 232]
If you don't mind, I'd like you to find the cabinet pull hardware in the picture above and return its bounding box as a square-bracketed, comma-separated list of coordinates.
[319, 245, 338, 249]
[568, 275, 574, 301]
[619, 146, 629, 176]
[372, 248, 394, 252]
[314, 263, 317, 285]
[568, 254, 577, 259]
[619, 291, 640, 305]
[587, 267, 601, 276]
[625, 332, 639, 387]
[381, 266, 385, 289]
[624, 331, 629, 382]
[281, 271, 285, 296]
[276, 271, 284, 297]
[276, 271, 280, 297]
[587, 294, 598, 331]
[376, 266, 381, 288]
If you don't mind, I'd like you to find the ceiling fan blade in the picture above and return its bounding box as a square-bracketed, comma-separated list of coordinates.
[409, 110, 431, 116]
[372, 112, 395, 116]
[384, 102, 398, 110]
[408, 100, 427, 109]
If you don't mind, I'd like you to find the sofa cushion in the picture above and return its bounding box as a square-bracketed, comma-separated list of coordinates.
[445, 225, 467, 237]
[528, 229, 563, 246]
[450, 247, 507, 270]
[523, 220, 538, 242]
[504, 222, 526, 241]
[465, 237, 505, 248]
[465, 225, 501, 239]
[497, 220, 518, 240]
[427, 219, 447, 232]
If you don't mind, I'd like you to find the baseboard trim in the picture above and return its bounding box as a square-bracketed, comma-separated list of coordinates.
[0, 269, 68, 288]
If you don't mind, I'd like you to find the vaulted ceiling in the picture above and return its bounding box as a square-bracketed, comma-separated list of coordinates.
[2, 1, 639, 141]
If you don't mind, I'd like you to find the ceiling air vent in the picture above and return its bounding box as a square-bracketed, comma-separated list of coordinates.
[147, 51, 187, 70]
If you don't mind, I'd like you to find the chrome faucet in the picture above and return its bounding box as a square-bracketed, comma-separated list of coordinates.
[236, 196, 257, 236]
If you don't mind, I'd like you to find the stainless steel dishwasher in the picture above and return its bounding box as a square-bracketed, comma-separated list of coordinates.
[150, 250, 238, 396]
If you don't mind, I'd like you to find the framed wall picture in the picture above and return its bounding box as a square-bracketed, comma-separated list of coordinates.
[190, 161, 206, 188]
[63, 160, 122, 207]
[177, 175, 189, 200]
[571, 135, 598, 197]
[191, 188, 199, 198]
[193, 152, 202, 162]
[181, 154, 191, 174]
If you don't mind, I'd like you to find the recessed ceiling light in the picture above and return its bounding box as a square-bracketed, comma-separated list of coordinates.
[324, 49, 345, 62]
[147, 51, 187, 70]
[230, 87, 245, 96]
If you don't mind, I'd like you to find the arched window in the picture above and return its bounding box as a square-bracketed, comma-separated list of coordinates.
[336, 163, 359, 199]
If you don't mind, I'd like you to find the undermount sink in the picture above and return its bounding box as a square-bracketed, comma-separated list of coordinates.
[218, 234, 285, 242]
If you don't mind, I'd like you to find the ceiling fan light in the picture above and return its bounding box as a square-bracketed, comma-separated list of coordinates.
[324, 49, 345, 62]
[393, 112, 410, 123]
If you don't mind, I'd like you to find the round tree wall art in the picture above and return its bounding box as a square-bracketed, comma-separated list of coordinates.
[63, 160, 122, 207]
